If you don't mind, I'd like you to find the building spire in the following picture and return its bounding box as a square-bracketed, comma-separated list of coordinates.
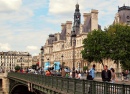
[73, 3, 81, 35]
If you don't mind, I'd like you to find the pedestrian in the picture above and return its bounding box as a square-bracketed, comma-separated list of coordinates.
[121, 70, 126, 81]
[101, 65, 111, 82]
[77, 71, 82, 79]
[61, 68, 66, 77]
[86, 72, 93, 93]
[110, 68, 117, 83]
[125, 70, 129, 81]
[45, 70, 51, 76]
[86, 72, 93, 80]
[89, 64, 96, 80]
[75, 70, 78, 79]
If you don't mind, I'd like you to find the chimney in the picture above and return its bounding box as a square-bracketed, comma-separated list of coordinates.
[66, 21, 72, 34]
[91, 9, 98, 31]
[61, 23, 66, 31]
[83, 13, 91, 24]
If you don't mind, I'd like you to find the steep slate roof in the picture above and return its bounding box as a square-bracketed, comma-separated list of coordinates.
[47, 34, 56, 45]
[60, 27, 66, 40]
[82, 15, 91, 32]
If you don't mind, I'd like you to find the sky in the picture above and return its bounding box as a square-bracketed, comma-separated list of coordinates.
[0, 0, 129, 56]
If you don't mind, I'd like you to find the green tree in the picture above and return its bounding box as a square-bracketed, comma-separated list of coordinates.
[83, 66, 88, 71]
[81, 30, 110, 67]
[106, 24, 130, 69]
[82, 24, 130, 70]
[32, 65, 37, 70]
[15, 65, 20, 72]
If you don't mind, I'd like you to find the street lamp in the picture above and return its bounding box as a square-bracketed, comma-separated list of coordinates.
[61, 54, 64, 68]
[27, 53, 30, 72]
[0, 52, 3, 72]
[47, 58, 49, 63]
[13, 53, 16, 71]
[71, 30, 76, 78]
[40, 46, 44, 67]
[47, 58, 50, 70]
[20, 57, 23, 71]
[9, 53, 11, 71]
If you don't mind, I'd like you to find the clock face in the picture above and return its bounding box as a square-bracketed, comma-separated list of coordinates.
[75, 15, 80, 19]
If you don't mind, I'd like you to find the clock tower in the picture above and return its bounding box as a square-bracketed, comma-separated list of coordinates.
[73, 3, 81, 35]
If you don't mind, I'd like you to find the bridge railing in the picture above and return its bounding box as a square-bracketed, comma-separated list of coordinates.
[8, 72, 130, 94]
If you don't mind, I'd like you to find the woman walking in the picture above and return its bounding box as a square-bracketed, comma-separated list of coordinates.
[110, 68, 117, 83]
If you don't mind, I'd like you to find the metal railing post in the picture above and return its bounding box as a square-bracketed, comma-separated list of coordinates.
[104, 82, 108, 94]
[73, 79, 76, 94]
[61, 77, 63, 91]
[121, 84, 125, 94]
[82, 80, 85, 94]
[67, 78, 69, 93]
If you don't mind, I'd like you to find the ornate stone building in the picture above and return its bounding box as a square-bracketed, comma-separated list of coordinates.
[43, 4, 101, 71]
[114, 5, 130, 25]
[0, 51, 32, 72]
[32, 55, 40, 65]
[43, 4, 130, 72]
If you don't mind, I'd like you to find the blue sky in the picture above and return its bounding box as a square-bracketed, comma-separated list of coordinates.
[0, 0, 129, 55]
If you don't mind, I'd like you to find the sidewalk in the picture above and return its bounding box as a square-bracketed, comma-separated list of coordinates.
[94, 77, 130, 85]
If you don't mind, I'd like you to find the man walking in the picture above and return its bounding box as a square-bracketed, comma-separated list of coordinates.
[101, 65, 111, 82]
[89, 64, 96, 80]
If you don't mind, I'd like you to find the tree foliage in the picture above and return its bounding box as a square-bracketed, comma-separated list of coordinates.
[107, 24, 130, 69]
[81, 30, 110, 66]
[83, 66, 88, 71]
[81, 24, 130, 69]
[15, 65, 20, 71]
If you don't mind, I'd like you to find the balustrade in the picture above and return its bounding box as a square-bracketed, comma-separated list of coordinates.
[8, 72, 130, 94]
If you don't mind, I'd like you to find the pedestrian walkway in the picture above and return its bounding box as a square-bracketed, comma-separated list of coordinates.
[95, 77, 130, 85]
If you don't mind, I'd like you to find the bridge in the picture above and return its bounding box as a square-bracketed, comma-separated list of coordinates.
[5, 72, 130, 94]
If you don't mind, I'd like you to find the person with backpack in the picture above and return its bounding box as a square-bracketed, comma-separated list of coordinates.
[89, 64, 96, 80]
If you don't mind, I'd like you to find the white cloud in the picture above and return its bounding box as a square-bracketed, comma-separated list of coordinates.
[26, 46, 38, 50]
[0, 0, 22, 12]
[48, 0, 129, 29]
[49, 0, 75, 15]
[0, 43, 11, 51]
[0, 0, 129, 55]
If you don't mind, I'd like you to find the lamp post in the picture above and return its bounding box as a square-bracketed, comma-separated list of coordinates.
[71, 30, 76, 78]
[0, 52, 3, 72]
[20, 57, 23, 71]
[13, 53, 16, 71]
[10, 53, 11, 71]
[40, 46, 44, 67]
[47, 58, 49, 63]
[61, 54, 64, 68]
[47, 58, 49, 70]
[27, 53, 30, 72]
[40, 46, 44, 74]
[3, 53, 7, 72]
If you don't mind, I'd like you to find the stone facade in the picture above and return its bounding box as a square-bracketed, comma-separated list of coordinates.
[43, 4, 101, 71]
[114, 5, 130, 25]
[0, 51, 32, 72]
[42, 4, 130, 72]
[32, 55, 39, 65]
